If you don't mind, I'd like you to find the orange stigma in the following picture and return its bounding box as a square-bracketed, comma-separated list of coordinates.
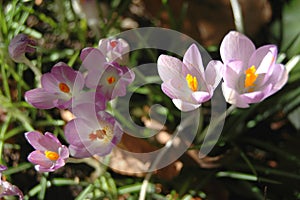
[59, 83, 70, 93]
[110, 41, 118, 48]
[107, 76, 116, 84]
[45, 151, 59, 161]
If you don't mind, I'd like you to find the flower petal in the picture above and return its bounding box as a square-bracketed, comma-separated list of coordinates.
[183, 44, 204, 75]
[205, 60, 223, 89]
[157, 55, 183, 82]
[25, 88, 58, 109]
[172, 99, 201, 112]
[191, 91, 212, 103]
[221, 83, 250, 108]
[81, 47, 107, 70]
[249, 45, 277, 74]
[220, 31, 255, 64]
[27, 150, 53, 168]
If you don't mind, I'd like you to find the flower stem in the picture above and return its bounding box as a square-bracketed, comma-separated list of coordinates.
[138, 132, 177, 200]
[198, 105, 236, 158]
[230, 0, 244, 33]
[23, 58, 42, 85]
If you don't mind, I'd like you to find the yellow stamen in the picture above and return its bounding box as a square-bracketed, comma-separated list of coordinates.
[107, 76, 116, 84]
[244, 65, 258, 88]
[186, 74, 198, 92]
[45, 151, 59, 161]
[59, 82, 70, 93]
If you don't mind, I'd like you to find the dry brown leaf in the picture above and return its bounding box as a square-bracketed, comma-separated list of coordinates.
[107, 133, 183, 180]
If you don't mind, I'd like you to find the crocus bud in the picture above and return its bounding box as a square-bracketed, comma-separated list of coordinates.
[8, 34, 36, 63]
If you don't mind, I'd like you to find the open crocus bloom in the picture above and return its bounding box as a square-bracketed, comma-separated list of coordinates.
[0, 165, 24, 200]
[81, 48, 135, 100]
[25, 62, 84, 109]
[220, 31, 288, 108]
[64, 103, 123, 158]
[8, 33, 36, 63]
[25, 131, 69, 172]
[98, 38, 130, 65]
[157, 44, 223, 112]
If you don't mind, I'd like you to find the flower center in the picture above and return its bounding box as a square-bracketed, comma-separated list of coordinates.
[110, 41, 118, 48]
[45, 151, 59, 161]
[59, 82, 70, 93]
[89, 123, 113, 143]
[244, 65, 258, 88]
[107, 76, 116, 84]
[186, 74, 198, 92]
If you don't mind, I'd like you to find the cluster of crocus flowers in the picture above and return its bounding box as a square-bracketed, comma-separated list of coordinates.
[0, 165, 24, 200]
[158, 31, 288, 111]
[14, 34, 134, 172]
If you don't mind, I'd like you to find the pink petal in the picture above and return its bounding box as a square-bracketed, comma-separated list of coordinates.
[157, 55, 183, 82]
[25, 88, 57, 109]
[172, 99, 201, 112]
[28, 151, 53, 168]
[41, 73, 60, 93]
[69, 144, 92, 158]
[191, 91, 212, 103]
[205, 60, 223, 88]
[183, 44, 204, 75]
[25, 131, 61, 152]
[220, 31, 255, 64]
[58, 146, 70, 160]
[81, 48, 107, 70]
[249, 45, 277, 74]
[223, 61, 243, 90]
[221, 83, 250, 108]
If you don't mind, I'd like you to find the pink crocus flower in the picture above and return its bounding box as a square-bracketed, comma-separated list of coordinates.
[8, 33, 36, 63]
[25, 62, 85, 109]
[64, 103, 123, 158]
[25, 131, 69, 172]
[0, 165, 24, 200]
[80, 47, 135, 100]
[98, 38, 130, 65]
[157, 44, 223, 112]
[220, 31, 288, 108]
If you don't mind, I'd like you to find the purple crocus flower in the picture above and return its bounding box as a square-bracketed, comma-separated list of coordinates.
[0, 165, 24, 200]
[220, 31, 288, 108]
[157, 44, 223, 111]
[8, 33, 36, 63]
[80, 47, 135, 100]
[64, 103, 123, 158]
[98, 38, 130, 65]
[25, 131, 69, 172]
[25, 62, 85, 109]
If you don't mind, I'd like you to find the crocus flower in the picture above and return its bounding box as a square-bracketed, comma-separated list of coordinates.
[8, 33, 36, 63]
[98, 38, 130, 65]
[80, 48, 135, 100]
[25, 131, 69, 172]
[64, 103, 123, 158]
[0, 165, 24, 200]
[157, 44, 223, 112]
[220, 31, 288, 108]
[25, 62, 85, 109]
